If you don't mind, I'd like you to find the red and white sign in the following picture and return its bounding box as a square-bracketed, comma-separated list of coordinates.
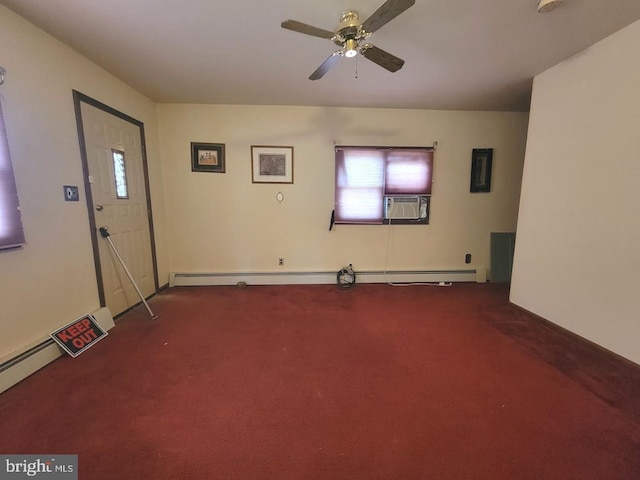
[50, 314, 108, 357]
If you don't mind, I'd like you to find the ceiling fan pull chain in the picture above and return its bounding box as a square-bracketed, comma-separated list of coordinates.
[355, 55, 359, 79]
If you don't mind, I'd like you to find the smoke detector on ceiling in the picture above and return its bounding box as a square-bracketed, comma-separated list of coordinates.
[538, 0, 563, 13]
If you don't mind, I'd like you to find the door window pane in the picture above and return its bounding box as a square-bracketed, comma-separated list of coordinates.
[112, 149, 128, 199]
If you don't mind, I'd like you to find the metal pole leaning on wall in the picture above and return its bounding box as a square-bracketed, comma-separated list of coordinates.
[99, 227, 158, 320]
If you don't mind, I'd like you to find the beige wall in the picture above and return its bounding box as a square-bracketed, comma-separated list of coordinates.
[0, 6, 168, 359]
[0, 5, 529, 364]
[158, 105, 528, 275]
[511, 20, 640, 364]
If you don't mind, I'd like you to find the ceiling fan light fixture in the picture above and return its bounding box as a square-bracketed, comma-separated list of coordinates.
[344, 38, 358, 57]
[281, 0, 415, 79]
[537, 0, 563, 14]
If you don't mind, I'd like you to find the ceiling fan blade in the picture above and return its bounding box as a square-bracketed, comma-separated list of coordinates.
[361, 45, 405, 73]
[309, 53, 342, 80]
[281, 20, 335, 39]
[361, 0, 415, 34]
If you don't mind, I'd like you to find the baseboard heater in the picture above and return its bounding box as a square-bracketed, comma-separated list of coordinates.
[0, 307, 115, 394]
[170, 267, 486, 287]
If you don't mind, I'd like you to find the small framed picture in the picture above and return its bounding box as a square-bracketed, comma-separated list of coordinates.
[191, 142, 225, 173]
[251, 146, 294, 184]
[470, 148, 493, 193]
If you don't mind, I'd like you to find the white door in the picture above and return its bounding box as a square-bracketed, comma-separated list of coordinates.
[81, 102, 156, 316]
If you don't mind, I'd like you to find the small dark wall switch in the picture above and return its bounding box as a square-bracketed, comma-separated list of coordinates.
[465, 253, 472, 264]
[64, 185, 79, 201]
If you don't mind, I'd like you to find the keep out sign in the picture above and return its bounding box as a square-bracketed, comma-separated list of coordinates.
[50, 314, 108, 358]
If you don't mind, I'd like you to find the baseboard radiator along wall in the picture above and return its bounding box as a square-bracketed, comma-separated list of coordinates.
[0, 307, 115, 394]
[170, 267, 486, 287]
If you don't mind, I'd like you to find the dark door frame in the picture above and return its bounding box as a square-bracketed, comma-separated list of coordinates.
[72, 90, 159, 307]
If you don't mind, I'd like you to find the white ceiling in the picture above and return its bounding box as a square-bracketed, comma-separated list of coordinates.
[2, 0, 640, 111]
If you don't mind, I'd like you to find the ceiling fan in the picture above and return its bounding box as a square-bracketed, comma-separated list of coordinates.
[281, 0, 415, 80]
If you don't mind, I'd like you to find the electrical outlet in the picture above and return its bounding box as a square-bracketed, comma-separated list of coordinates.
[278, 258, 284, 266]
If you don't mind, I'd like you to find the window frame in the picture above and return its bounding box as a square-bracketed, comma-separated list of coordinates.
[0, 98, 26, 250]
[111, 149, 129, 200]
[334, 145, 434, 225]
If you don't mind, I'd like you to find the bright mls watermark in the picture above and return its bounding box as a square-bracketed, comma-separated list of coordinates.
[0, 456, 77, 479]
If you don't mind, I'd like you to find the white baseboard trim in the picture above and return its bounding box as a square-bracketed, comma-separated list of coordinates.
[0, 307, 115, 394]
[170, 267, 486, 287]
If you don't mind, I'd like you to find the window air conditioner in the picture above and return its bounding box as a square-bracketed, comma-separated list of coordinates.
[384, 196, 421, 220]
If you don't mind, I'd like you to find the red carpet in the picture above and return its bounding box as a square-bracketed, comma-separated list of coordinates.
[1, 283, 639, 479]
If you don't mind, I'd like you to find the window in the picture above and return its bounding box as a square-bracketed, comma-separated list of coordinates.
[335, 146, 434, 224]
[0, 98, 25, 250]
[112, 149, 129, 199]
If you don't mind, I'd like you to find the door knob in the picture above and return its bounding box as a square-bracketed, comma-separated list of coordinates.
[96, 204, 104, 211]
